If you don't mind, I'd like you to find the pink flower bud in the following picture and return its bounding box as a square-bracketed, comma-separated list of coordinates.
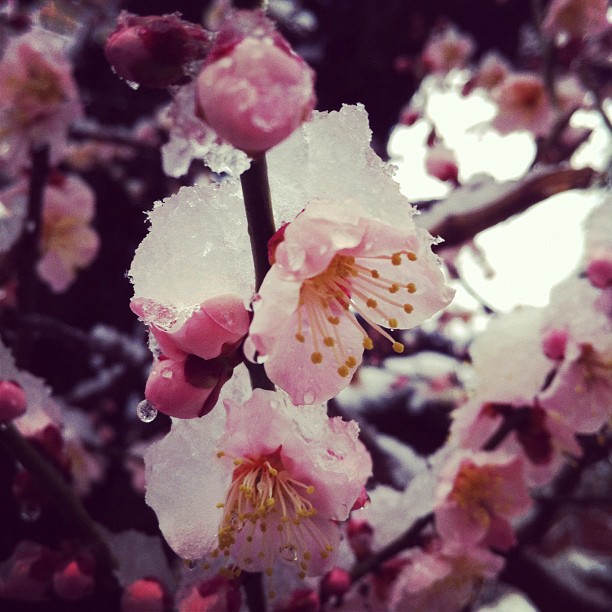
[145, 354, 234, 419]
[0, 380, 27, 422]
[52, 556, 95, 601]
[425, 144, 459, 184]
[105, 12, 211, 88]
[542, 328, 568, 360]
[121, 578, 169, 612]
[586, 257, 612, 289]
[346, 518, 374, 561]
[321, 567, 352, 602]
[196, 11, 315, 154]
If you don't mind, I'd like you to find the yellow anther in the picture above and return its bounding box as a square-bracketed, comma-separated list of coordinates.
[203, 563, 210, 570]
[216, 502, 225, 508]
[299, 571, 306, 580]
[407, 282, 416, 293]
[303, 552, 312, 561]
[366, 298, 377, 308]
[266, 568, 273, 577]
[311, 351, 323, 364]
[328, 316, 340, 325]
[233, 458, 243, 466]
[247, 536, 253, 542]
[407, 251, 417, 261]
[321, 551, 329, 559]
[389, 283, 400, 293]
[295, 333, 305, 343]
[265, 498, 275, 508]
[393, 342, 405, 354]
[306, 485, 315, 494]
[216, 451, 225, 458]
[363, 337, 374, 350]
[346, 356, 357, 368]
[371, 269, 380, 278]
[388, 318, 398, 328]
[403, 303, 413, 314]
[338, 365, 350, 377]
[323, 336, 335, 347]
[391, 253, 402, 265]
[325, 544, 334, 552]
[268, 466, 278, 476]
[300, 561, 309, 571]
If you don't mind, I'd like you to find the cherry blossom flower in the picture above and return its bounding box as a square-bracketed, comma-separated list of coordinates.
[434, 450, 532, 551]
[467, 52, 510, 93]
[249, 200, 453, 405]
[145, 387, 371, 582]
[196, 10, 316, 154]
[491, 73, 554, 137]
[542, 0, 609, 41]
[0, 28, 83, 175]
[583, 197, 612, 289]
[422, 27, 475, 74]
[388, 540, 504, 612]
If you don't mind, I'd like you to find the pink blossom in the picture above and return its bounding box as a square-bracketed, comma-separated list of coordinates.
[542, 0, 609, 40]
[388, 540, 504, 612]
[539, 341, 612, 434]
[37, 174, 100, 293]
[132, 295, 249, 419]
[105, 12, 211, 89]
[0, 379, 27, 422]
[249, 199, 453, 404]
[424, 143, 459, 184]
[434, 450, 532, 550]
[542, 327, 568, 360]
[422, 27, 475, 74]
[450, 400, 581, 486]
[584, 198, 612, 288]
[492, 73, 554, 137]
[0, 29, 83, 175]
[145, 388, 371, 579]
[196, 10, 315, 154]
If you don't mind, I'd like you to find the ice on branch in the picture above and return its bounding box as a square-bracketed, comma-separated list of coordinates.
[145, 387, 371, 580]
[0, 28, 83, 176]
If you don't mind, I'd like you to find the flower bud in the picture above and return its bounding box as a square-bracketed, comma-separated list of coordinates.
[196, 11, 315, 154]
[52, 555, 95, 601]
[0, 380, 27, 422]
[321, 567, 351, 603]
[105, 12, 211, 88]
[121, 578, 169, 612]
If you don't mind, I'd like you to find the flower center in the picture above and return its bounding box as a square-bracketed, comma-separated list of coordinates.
[449, 463, 503, 528]
[211, 452, 334, 585]
[296, 252, 419, 376]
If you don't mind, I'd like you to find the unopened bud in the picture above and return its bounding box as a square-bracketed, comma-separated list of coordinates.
[196, 11, 315, 154]
[321, 567, 351, 602]
[105, 12, 211, 88]
[0, 380, 27, 422]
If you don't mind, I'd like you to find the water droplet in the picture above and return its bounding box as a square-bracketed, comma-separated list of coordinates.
[184, 559, 197, 570]
[319, 244, 328, 255]
[279, 544, 298, 562]
[303, 391, 315, 404]
[20, 501, 41, 522]
[136, 400, 157, 423]
[255, 352, 269, 364]
[161, 369, 173, 379]
[124, 79, 140, 90]
[230, 513, 244, 531]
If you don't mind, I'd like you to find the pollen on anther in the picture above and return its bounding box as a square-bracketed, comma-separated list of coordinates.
[216, 502, 225, 508]
[328, 316, 340, 325]
[407, 251, 417, 261]
[407, 282, 416, 293]
[363, 337, 374, 350]
[233, 458, 243, 466]
[311, 351, 323, 364]
[391, 253, 402, 265]
[216, 451, 225, 458]
[306, 485, 315, 494]
[346, 356, 357, 368]
[338, 365, 350, 377]
[403, 303, 414, 313]
[371, 269, 380, 278]
[388, 318, 398, 328]
[393, 342, 405, 354]
[323, 337, 334, 347]
[366, 298, 377, 308]
[295, 333, 305, 343]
